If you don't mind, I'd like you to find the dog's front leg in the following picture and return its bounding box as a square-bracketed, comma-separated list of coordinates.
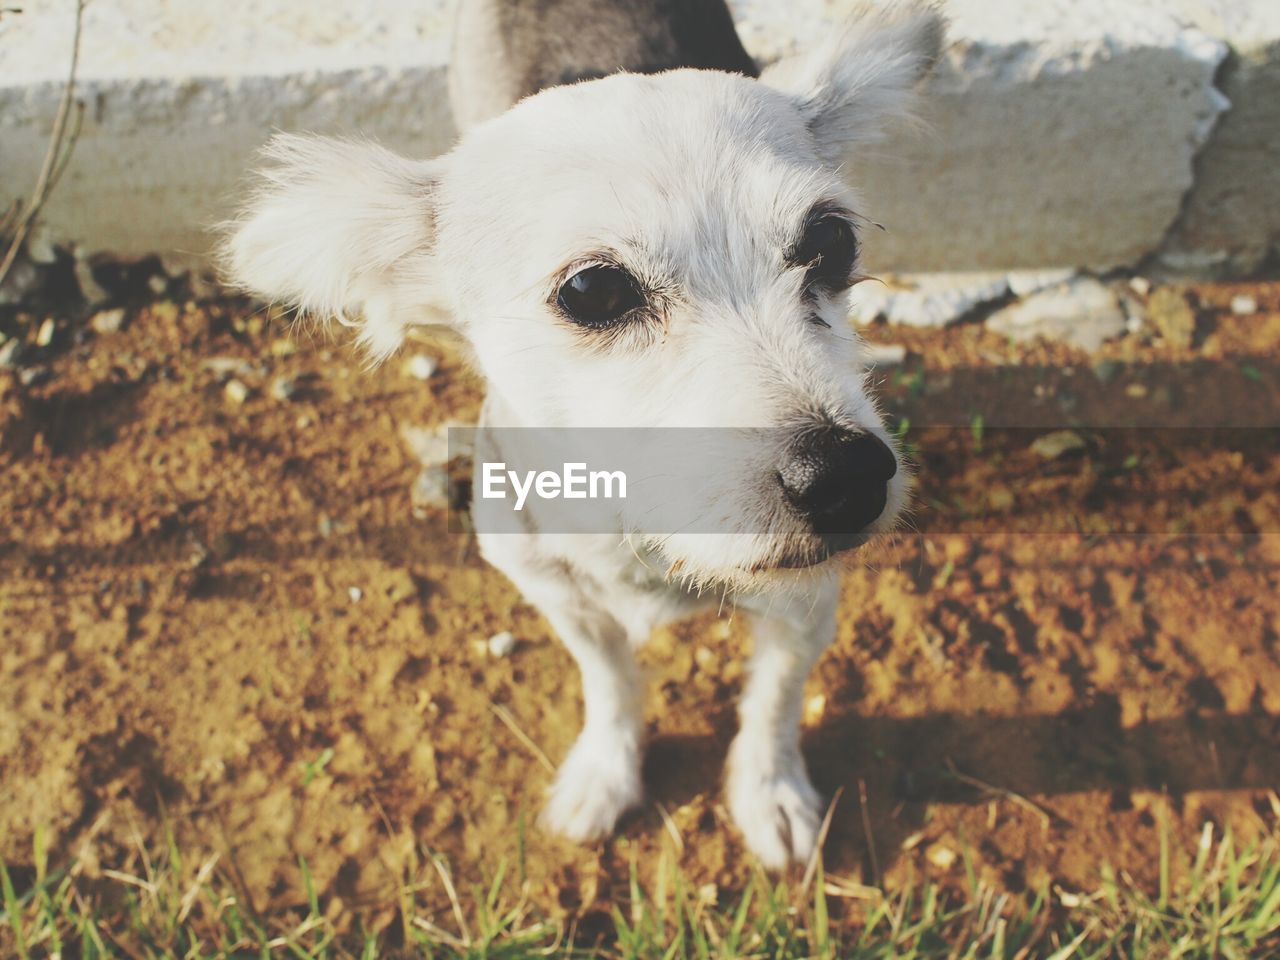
[727, 581, 838, 868]
[487, 544, 646, 841]
[539, 608, 644, 841]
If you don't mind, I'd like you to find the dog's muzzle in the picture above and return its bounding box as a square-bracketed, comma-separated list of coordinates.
[777, 426, 897, 555]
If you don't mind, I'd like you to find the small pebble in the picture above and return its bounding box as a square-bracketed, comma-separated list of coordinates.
[35, 318, 55, 347]
[296, 414, 313, 429]
[1230, 294, 1258, 316]
[399, 423, 453, 467]
[900, 831, 926, 852]
[90, 308, 127, 334]
[204, 357, 258, 381]
[1128, 276, 1151, 296]
[926, 843, 957, 870]
[270, 338, 297, 358]
[348, 586, 364, 603]
[224, 379, 250, 404]
[803, 693, 827, 725]
[25, 224, 57, 264]
[147, 274, 168, 296]
[405, 354, 438, 381]
[1030, 429, 1086, 459]
[411, 465, 452, 510]
[73, 254, 110, 304]
[0, 339, 25, 368]
[18, 366, 51, 387]
[487, 631, 516, 657]
[1147, 287, 1197, 348]
[269, 376, 299, 401]
[317, 515, 336, 537]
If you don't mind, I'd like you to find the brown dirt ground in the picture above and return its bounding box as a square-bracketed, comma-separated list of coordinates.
[2, 280, 1279, 940]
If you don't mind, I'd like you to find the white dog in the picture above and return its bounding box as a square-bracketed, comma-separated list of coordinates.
[225, 0, 943, 868]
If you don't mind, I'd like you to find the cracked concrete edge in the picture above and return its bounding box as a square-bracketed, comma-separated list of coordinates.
[1155, 47, 1280, 275]
[0, 0, 1268, 276]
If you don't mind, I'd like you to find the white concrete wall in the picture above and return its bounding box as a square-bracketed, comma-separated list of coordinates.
[0, 0, 1274, 275]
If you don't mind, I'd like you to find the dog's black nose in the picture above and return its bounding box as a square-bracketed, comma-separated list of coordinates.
[778, 427, 897, 541]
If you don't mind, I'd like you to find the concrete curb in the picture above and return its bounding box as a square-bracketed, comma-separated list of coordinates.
[1, 0, 1274, 276]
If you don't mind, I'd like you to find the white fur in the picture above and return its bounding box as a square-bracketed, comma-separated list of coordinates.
[223, 2, 943, 866]
[761, 3, 944, 163]
[223, 135, 450, 360]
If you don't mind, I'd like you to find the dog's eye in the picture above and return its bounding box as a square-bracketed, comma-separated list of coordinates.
[793, 216, 858, 293]
[557, 265, 645, 328]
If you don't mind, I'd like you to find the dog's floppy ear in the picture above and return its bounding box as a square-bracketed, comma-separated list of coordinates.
[761, 3, 944, 164]
[222, 134, 449, 360]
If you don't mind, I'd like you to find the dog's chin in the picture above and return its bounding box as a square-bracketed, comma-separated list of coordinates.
[647, 521, 888, 593]
[665, 533, 871, 592]
[770, 531, 870, 571]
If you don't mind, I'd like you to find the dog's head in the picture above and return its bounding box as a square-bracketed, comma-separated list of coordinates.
[224, 3, 944, 587]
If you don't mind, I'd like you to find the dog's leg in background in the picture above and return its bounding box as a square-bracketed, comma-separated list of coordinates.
[727, 583, 839, 867]
[450, 0, 757, 131]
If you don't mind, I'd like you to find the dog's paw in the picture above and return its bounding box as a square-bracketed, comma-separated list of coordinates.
[727, 752, 822, 869]
[540, 737, 642, 842]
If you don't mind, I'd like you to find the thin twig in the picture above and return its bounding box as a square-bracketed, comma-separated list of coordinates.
[489, 701, 556, 775]
[0, 0, 85, 285]
[945, 759, 1065, 831]
[802, 785, 844, 893]
[655, 802, 685, 855]
[431, 856, 472, 947]
[858, 779, 881, 887]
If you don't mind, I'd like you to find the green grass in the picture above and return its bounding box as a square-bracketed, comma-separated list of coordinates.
[2, 820, 1279, 958]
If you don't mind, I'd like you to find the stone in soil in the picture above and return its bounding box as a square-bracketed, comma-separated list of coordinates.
[986, 277, 1126, 352]
[405, 354, 437, 381]
[1146, 287, 1198, 348]
[203, 357, 262, 382]
[17, 366, 51, 387]
[90, 308, 127, 334]
[851, 272, 1010, 328]
[73, 253, 110, 305]
[0, 339, 25, 368]
[224, 379, 251, 404]
[1030, 430, 1088, 459]
[269, 377, 299, 402]
[0, 256, 43, 306]
[1230, 294, 1258, 316]
[400, 420, 473, 468]
[487, 631, 516, 657]
[411, 465, 452, 510]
